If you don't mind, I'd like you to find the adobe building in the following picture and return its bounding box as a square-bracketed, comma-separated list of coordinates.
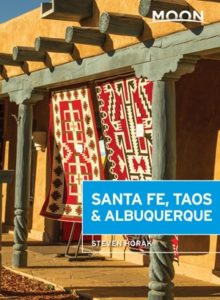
[0, 0, 220, 298]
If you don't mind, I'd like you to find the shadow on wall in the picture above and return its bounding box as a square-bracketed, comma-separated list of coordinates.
[176, 59, 220, 272]
[176, 59, 220, 181]
[3, 101, 17, 231]
[178, 235, 210, 254]
[32, 99, 60, 243]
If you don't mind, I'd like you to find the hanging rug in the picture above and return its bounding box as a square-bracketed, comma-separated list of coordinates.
[40, 86, 103, 222]
[96, 76, 153, 180]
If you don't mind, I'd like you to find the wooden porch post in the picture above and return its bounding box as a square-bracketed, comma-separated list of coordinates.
[148, 79, 176, 300]
[148, 56, 199, 299]
[12, 103, 33, 267]
[151, 78, 177, 180]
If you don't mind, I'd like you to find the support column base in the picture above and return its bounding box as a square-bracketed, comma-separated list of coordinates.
[12, 250, 27, 268]
[148, 290, 174, 300]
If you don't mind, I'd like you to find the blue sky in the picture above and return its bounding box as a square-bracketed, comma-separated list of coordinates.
[0, 0, 49, 23]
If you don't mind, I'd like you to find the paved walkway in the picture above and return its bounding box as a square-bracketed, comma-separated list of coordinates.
[2, 234, 220, 300]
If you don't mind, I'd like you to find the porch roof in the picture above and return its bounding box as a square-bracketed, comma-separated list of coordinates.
[0, 0, 220, 80]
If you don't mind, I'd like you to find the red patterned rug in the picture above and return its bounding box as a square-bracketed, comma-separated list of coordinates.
[96, 76, 153, 180]
[96, 76, 178, 261]
[172, 235, 179, 262]
[40, 86, 103, 222]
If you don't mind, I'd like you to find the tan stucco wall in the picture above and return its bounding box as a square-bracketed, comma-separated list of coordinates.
[1, 0, 220, 78]
[29, 150, 48, 239]
[29, 99, 50, 239]
[2, 102, 17, 230]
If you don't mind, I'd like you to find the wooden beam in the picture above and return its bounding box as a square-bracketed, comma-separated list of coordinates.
[41, 0, 93, 21]
[35, 37, 74, 54]
[65, 26, 106, 46]
[99, 12, 144, 37]
[13, 47, 47, 62]
[0, 65, 8, 80]
[139, 0, 189, 17]
[41, 2, 52, 14]
[31, 88, 49, 103]
[201, 53, 220, 61]
[0, 53, 23, 66]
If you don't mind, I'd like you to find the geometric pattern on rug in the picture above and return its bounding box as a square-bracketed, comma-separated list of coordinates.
[96, 77, 180, 257]
[96, 76, 153, 180]
[40, 86, 103, 222]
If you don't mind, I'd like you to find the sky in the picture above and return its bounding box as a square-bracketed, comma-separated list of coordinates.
[0, 0, 49, 23]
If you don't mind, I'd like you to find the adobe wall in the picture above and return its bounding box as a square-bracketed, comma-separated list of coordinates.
[0, 0, 220, 78]
[29, 100, 50, 240]
[2, 101, 17, 230]
[175, 59, 220, 283]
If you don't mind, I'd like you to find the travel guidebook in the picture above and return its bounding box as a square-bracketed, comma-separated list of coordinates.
[0, 0, 220, 299]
